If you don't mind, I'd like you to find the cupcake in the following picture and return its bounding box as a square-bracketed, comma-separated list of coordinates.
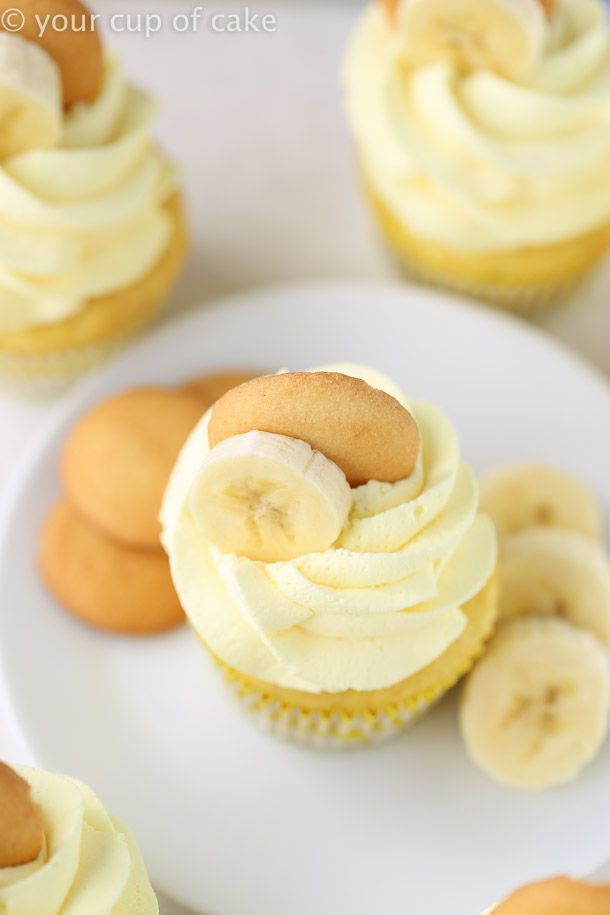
[161, 364, 498, 747]
[0, 0, 186, 393]
[0, 761, 158, 912]
[344, 0, 610, 311]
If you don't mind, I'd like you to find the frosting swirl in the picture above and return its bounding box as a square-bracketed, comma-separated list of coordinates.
[0, 55, 178, 331]
[344, 0, 610, 252]
[0, 766, 157, 914]
[161, 366, 497, 693]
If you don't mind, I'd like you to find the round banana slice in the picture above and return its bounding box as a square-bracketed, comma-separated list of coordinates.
[189, 431, 352, 562]
[460, 617, 610, 789]
[0, 33, 61, 157]
[397, 0, 547, 83]
[480, 463, 603, 541]
[500, 527, 610, 648]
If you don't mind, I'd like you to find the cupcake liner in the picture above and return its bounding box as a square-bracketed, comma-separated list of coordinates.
[203, 573, 500, 749]
[362, 173, 609, 314]
[181, 541, 498, 749]
[213, 651, 484, 750]
[0, 317, 159, 398]
[0, 194, 186, 398]
[393, 252, 581, 314]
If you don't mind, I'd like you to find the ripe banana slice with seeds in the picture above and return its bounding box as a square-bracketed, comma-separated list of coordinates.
[500, 528, 610, 648]
[189, 431, 352, 562]
[480, 463, 603, 541]
[460, 617, 610, 789]
[0, 33, 62, 158]
[397, 0, 547, 83]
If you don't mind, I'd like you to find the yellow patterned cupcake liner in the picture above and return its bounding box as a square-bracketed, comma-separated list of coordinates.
[214, 654, 480, 748]
[0, 195, 187, 397]
[364, 175, 610, 313]
[392, 254, 581, 315]
[202, 574, 499, 749]
[0, 325, 156, 398]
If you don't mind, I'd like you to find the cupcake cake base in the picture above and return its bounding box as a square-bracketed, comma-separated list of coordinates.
[212, 574, 499, 749]
[0, 195, 187, 396]
[366, 179, 610, 313]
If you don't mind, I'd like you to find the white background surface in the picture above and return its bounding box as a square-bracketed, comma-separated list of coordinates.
[0, 2, 609, 912]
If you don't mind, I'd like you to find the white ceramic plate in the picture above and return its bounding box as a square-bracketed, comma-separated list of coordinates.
[1, 283, 609, 915]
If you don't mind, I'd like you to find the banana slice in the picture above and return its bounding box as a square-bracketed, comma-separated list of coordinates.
[499, 527, 610, 648]
[480, 463, 603, 541]
[460, 617, 610, 789]
[188, 431, 352, 562]
[0, 33, 61, 158]
[397, 0, 547, 83]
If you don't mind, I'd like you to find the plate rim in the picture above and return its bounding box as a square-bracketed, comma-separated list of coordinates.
[2, 278, 609, 548]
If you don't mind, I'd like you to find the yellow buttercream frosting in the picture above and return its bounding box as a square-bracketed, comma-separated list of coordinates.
[0, 54, 178, 331]
[161, 365, 497, 694]
[0, 766, 157, 914]
[344, 0, 610, 253]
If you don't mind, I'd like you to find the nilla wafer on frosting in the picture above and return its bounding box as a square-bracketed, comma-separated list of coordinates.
[378, 0, 399, 19]
[0, 0, 104, 107]
[208, 371, 420, 487]
[0, 763, 44, 868]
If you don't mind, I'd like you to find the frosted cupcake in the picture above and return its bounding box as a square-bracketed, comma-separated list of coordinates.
[344, 0, 610, 311]
[0, 761, 157, 912]
[0, 1, 186, 393]
[161, 365, 498, 747]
